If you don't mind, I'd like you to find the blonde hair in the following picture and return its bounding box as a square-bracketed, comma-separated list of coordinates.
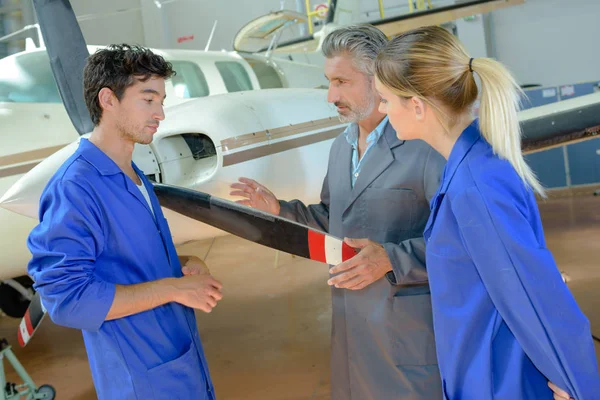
[375, 26, 545, 197]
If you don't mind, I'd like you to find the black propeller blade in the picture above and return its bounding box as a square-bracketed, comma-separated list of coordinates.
[33, 0, 93, 135]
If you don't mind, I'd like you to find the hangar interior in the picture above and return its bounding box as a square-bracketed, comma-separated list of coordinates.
[0, 0, 599, 399]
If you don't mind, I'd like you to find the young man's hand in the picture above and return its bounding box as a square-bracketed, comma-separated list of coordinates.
[179, 255, 210, 276]
[174, 255, 221, 313]
[171, 274, 223, 313]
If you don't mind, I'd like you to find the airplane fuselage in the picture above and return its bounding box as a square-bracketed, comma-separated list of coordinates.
[0, 45, 330, 281]
[0, 88, 346, 281]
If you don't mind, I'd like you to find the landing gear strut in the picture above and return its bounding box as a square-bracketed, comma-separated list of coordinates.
[0, 339, 55, 399]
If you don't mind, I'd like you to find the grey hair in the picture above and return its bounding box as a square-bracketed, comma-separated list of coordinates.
[321, 24, 388, 76]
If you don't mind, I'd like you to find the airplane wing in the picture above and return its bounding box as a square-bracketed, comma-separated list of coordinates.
[261, 0, 524, 55]
[373, 0, 524, 38]
[18, 184, 356, 346]
[520, 91, 600, 154]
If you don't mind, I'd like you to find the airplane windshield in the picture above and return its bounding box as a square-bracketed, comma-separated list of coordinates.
[0, 51, 62, 103]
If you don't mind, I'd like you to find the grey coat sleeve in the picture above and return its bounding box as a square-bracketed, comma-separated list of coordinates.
[384, 147, 445, 285]
[278, 169, 330, 233]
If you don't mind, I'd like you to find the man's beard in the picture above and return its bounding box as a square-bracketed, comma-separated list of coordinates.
[336, 92, 376, 123]
[116, 119, 153, 145]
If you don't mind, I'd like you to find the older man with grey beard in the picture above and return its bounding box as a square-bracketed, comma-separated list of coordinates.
[231, 25, 445, 399]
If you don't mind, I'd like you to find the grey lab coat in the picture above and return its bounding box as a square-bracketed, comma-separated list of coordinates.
[279, 121, 445, 399]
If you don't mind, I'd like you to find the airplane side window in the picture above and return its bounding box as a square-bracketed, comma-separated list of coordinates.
[0, 54, 62, 103]
[215, 61, 253, 93]
[244, 59, 284, 89]
[170, 61, 210, 98]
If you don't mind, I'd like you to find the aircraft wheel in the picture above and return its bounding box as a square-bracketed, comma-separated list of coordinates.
[35, 384, 56, 399]
[0, 276, 34, 318]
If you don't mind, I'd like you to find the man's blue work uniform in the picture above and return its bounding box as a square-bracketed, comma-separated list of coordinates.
[27, 138, 215, 400]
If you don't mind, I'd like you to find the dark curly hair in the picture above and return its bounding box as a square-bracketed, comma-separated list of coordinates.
[83, 44, 175, 125]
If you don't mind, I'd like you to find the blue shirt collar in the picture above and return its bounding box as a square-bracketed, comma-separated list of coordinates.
[78, 138, 142, 177]
[439, 119, 481, 194]
[344, 116, 389, 148]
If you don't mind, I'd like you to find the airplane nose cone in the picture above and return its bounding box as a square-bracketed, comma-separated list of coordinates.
[0, 176, 36, 217]
[0, 189, 12, 206]
[0, 140, 80, 218]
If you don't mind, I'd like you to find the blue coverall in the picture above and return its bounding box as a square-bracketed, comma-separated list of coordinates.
[424, 120, 600, 399]
[28, 138, 215, 399]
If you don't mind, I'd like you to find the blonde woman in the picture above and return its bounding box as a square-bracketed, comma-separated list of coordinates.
[374, 26, 599, 399]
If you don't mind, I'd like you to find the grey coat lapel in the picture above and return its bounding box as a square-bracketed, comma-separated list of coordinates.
[342, 122, 404, 214]
[335, 139, 353, 205]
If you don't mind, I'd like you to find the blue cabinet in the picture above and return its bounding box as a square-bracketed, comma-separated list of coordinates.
[525, 148, 567, 189]
[521, 80, 599, 189]
[567, 137, 600, 186]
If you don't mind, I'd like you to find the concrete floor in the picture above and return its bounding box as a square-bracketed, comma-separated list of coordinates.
[0, 192, 598, 399]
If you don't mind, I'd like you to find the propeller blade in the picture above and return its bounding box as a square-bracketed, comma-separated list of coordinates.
[17, 291, 46, 347]
[17, 183, 358, 345]
[33, 0, 93, 135]
[153, 183, 357, 265]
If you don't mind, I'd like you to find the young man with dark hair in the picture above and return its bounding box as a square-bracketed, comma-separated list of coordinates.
[27, 44, 221, 399]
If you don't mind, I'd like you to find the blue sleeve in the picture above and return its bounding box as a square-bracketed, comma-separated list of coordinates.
[27, 179, 116, 332]
[450, 185, 600, 399]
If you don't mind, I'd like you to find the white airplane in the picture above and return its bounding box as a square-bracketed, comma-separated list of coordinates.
[0, 11, 332, 317]
[0, 0, 534, 318]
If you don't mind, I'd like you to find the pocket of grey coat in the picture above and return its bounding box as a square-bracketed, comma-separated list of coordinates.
[388, 292, 438, 366]
[147, 342, 209, 399]
[392, 284, 430, 297]
[363, 187, 416, 231]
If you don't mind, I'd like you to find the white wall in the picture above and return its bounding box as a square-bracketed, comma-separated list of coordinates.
[70, 0, 145, 46]
[490, 0, 600, 87]
[455, 14, 489, 59]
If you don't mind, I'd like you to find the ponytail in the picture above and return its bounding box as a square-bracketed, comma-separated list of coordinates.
[375, 26, 545, 197]
[473, 58, 546, 197]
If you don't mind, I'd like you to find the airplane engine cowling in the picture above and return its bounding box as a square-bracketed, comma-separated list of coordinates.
[147, 133, 218, 187]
